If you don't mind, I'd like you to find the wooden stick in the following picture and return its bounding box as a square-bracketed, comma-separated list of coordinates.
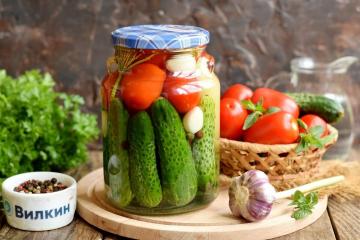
[275, 175, 345, 199]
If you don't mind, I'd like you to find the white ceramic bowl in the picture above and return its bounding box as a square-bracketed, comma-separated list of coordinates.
[1, 172, 77, 231]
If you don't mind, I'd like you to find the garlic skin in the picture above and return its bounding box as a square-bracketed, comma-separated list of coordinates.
[166, 53, 197, 73]
[229, 170, 276, 222]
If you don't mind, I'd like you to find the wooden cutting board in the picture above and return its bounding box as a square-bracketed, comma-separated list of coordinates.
[77, 168, 328, 240]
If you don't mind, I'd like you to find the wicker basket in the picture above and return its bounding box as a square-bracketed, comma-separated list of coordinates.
[220, 125, 338, 191]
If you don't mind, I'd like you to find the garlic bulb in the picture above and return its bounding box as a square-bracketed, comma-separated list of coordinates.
[183, 106, 204, 134]
[166, 53, 197, 73]
[229, 170, 276, 222]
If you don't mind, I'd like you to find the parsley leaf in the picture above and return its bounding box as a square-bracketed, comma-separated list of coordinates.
[0, 70, 99, 181]
[290, 190, 319, 220]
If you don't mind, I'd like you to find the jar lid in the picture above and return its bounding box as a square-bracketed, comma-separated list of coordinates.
[111, 24, 210, 50]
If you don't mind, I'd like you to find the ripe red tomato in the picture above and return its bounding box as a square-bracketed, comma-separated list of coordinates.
[300, 114, 329, 137]
[162, 76, 201, 113]
[140, 50, 168, 69]
[243, 111, 299, 144]
[101, 71, 120, 110]
[121, 63, 166, 111]
[252, 88, 299, 118]
[222, 84, 253, 102]
[220, 98, 248, 140]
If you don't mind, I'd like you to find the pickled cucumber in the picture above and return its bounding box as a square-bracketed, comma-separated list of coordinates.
[107, 98, 133, 207]
[151, 98, 198, 207]
[192, 95, 218, 194]
[128, 111, 162, 208]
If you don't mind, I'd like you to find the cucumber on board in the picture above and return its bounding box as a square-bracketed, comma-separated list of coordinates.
[107, 98, 133, 207]
[151, 98, 198, 207]
[288, 93, 344, 123]
[128, 111, 162, 208]
[192, 95, 218, 194]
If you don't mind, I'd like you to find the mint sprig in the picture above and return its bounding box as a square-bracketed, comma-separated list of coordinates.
[290, 190, 318, 220]
[241, 97, 275, 130]
[295, 119, 335, 153]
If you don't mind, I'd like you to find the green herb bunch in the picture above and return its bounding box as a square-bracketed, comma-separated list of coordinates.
[290, 190, 318, 220]
[0, 70, 99, 182]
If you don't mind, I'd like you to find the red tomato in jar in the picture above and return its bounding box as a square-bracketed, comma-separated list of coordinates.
[143, 51, 168, 69]
[101, 71, 120, 110]
[243, 111, 299, 144]
[251, 88, 299, 118]
[222, 84, 253, 102]
[162, 76, 201, 113]
[300, 114, 329, 137]
[121, 63, 166, 111]
[220, 98, 248, 140]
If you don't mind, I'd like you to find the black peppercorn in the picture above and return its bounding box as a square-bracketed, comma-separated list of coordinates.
[14, 178, 67, 194]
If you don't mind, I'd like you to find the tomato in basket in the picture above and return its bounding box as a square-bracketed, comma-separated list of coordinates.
[300, 114, 329, 137]
[243, 111, 299, 144]
[220, 98, 248, 140]
[252, 88, 299, 118]
[222, 84, 253, 102]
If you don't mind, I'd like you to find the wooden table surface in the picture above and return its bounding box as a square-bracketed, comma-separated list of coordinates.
[1, 151, 359, 240]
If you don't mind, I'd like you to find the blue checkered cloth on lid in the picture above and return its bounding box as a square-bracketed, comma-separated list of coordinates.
[111, 25, 210, 50]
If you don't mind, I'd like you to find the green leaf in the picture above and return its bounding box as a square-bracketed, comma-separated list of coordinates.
[243, 111, 262, 130]
[292, 209, 312, 220]
[254, 97, 266, 112]
[306, 192, 318, 206]
[291, 191, 319, 220]
[266, 107, 281, 114]
[297, 119, 308, 131]
[309, 126, 324, 138]
[308, 137, 324, 149]
[295, 138, 307, 153]
[296, 125, 329, 153]
[293, 190, 305, 202]
[241, 99, 256, 111]
[320, 133, 336, 145]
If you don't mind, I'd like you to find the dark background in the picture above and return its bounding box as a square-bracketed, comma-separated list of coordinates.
[0, 0, 359, 140]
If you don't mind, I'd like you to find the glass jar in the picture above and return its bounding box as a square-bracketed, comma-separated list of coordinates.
[101, 25, 220, 215]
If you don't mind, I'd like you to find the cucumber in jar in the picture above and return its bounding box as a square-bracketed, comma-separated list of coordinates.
[128, 111, 162, 208]
[102, 110, 110, 185]
[107, 98, 133, 207]
[151, 98, 198, 207]
[192, 95, 218, 194]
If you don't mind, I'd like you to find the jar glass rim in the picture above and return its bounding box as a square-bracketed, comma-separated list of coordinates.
[291, 57, 345, 74]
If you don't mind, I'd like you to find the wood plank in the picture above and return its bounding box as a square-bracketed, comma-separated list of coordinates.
[272, 211, 336, 240]
[0, 215, 102, 240]
[328, 195, 360, 240]
[103, 233, 134, 240]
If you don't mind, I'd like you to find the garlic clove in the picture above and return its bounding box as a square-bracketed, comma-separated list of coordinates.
[183, 106, 204, 134]
[166, 53, 197, 73]
[247, 198, 273, 221]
